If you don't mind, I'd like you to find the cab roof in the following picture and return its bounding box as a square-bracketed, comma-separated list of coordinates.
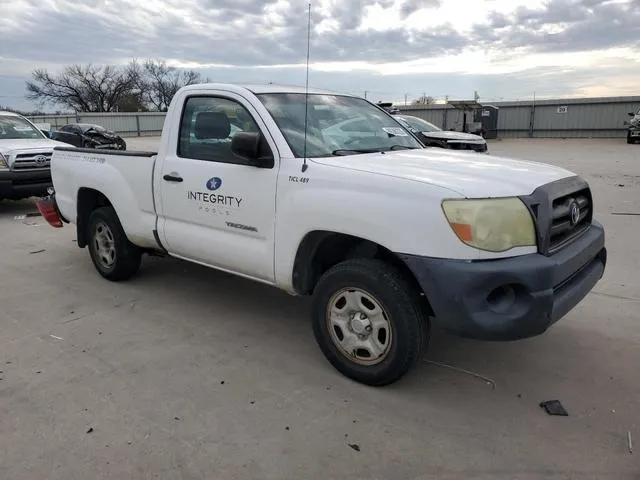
[180, 83, 357, 97]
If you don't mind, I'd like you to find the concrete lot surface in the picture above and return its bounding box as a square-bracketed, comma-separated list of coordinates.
[1, 138, 639, 479]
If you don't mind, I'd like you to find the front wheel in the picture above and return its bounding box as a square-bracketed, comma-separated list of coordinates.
[311, 259, 429, 386]
[87, 207, 141, 281]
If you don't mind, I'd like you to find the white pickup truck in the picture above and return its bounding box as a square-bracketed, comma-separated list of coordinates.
[35, 83, 607, 386]
[0, 111, 69, 201]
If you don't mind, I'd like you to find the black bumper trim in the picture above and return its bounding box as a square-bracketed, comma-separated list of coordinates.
[399, 221, 606, 341]
[0, 170, 52, 198]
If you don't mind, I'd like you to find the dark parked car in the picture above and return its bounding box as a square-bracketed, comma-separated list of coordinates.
[626, 108, 640, 144]
[52, 123, 126, 150]
[394, 114, 488, 153]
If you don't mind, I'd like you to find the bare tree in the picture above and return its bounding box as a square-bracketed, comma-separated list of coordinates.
[26, 60, 208, 112]
[135, 59, 206, 112]
[26, 64, 140, 112]
[413, 95, 435, 105]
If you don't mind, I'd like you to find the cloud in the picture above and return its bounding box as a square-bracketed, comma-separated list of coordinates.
[0, 0, 639, 110]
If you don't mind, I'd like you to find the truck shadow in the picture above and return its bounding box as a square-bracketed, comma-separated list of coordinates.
[131, 253, 629, 410]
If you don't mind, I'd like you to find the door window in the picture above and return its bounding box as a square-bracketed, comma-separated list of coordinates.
[177, 96, 271, 166]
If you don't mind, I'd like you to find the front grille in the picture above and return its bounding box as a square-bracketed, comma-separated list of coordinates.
[549, 189, 591, 252]
[12, 152, 52, 170]
[520, 176, 593, 256]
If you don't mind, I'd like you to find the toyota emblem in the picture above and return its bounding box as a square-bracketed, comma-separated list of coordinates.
[34, 155, 47, 165]
[569, 201, 580, 226]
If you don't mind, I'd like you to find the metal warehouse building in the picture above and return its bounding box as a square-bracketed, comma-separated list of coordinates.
[398, 95, 640, 139]
[28, 95, 640, 139]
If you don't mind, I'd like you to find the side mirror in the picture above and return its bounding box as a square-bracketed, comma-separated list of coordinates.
[41, 130, 51, 138]
[231, 132, 274, 168]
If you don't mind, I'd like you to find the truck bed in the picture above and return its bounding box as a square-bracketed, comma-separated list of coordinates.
[51, 146, 159, 249]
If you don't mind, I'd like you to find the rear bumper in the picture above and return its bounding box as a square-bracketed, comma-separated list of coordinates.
[0, 169, 52, 198]
[399, 221, 606, 341]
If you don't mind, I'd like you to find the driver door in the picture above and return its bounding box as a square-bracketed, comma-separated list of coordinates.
[156, 93, 279, 282]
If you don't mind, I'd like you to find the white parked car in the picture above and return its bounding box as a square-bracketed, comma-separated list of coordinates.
[35, 84, 607, 386]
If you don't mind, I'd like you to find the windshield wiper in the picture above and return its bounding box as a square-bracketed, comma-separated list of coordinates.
[388, 145, 419, 151]
[331, 148, 380, 156]
[332, 145, 419, 156]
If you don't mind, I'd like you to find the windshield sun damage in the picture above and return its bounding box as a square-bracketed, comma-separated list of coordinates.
[0, 116, 44, 140]
[257, 93, 423, 158]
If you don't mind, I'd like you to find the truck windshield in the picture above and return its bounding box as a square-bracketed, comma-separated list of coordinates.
[257, 93, 422, 157]
[0, 116, 45, 140]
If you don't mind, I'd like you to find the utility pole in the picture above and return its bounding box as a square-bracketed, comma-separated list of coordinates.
[404, 93, 408, 106]
[364, 91, 368, 99]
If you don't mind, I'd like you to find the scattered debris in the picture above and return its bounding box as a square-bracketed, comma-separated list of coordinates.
[29, 249, 46, 254]
[539, 400, 569, 416]
[628, 431, 633, 454]
[220, 380, 225, 385]
[285, 426, 290, 431]
[174, 417, 181, 421]
[348, 443, 361, 452]
[517, 394, 522, 398]
[86, 427, 94, 434]
[98, 331, 102, 335]
[250, 401, 255, 405]
[50, 335, 63, 340]
[424, 359, 497, 390]
[127, 441, 132, 445]
[344, 433, 348, 437]
[616, 184, 625, 187]
[35, 371, 41, 374]
[352, 420, 357, 424]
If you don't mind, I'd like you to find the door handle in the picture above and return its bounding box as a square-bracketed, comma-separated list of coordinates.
[163, 174, 183, 183]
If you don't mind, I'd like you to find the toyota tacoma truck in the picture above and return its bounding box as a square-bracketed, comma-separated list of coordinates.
[0, 111, 70, 201]
[34, 83, 607, 386]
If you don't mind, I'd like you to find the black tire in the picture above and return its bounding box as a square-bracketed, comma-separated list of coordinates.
[311, 258, 429, 386]
[87, 206, 141, 281]
[627, 132, 633, 144]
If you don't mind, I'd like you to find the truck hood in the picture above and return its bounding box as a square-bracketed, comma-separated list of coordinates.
[423, 131, 485, 142]
[0, 138, 70, 156]
[313, 148, 575, 198]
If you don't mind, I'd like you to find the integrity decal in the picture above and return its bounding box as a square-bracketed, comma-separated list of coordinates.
[188, 177, 243, 211]
[187, 191, 242, 207]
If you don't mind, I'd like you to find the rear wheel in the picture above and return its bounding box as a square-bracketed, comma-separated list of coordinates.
[311, 258, 428, 386]
[87, 207, 141, 281]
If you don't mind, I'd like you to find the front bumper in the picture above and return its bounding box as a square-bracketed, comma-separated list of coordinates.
[0, 169, 52, 199]
[400, 221, 606, 341]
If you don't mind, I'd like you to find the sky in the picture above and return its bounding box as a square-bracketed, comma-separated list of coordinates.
[1, 0, 639, 111]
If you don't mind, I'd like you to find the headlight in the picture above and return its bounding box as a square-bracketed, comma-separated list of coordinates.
[0, 152, 8, 169]
[442, 198, 536, 252]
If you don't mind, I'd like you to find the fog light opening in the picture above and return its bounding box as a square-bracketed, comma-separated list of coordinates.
[486, 285, 517, 313]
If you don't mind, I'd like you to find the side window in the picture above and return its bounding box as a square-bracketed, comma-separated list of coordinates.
[177, 96, 269, 165]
